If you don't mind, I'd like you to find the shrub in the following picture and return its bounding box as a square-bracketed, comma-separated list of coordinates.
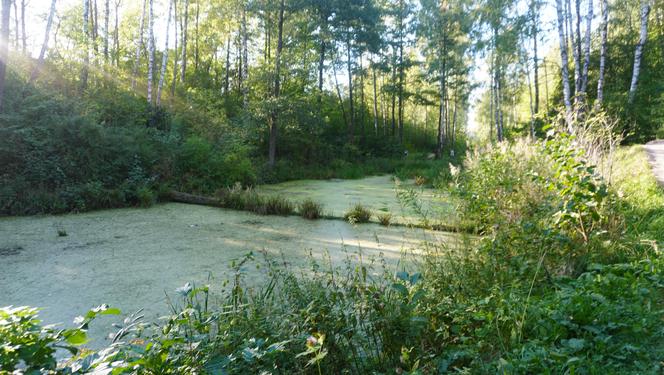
[344, 203, 372, 224]
[298, 199, 323, 220]
[377, 212, 392, 226]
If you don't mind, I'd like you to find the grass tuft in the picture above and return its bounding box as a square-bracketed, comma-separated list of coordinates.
[298, 199, 324, 220]
[344, 204, 372, 224]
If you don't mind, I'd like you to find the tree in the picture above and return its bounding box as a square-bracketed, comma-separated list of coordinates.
[146, 0, 154, 103]
[80, 0, 90, 91]
[628, 0, 651, 105]
[0, 0, 9, 112]
[555, 0, 573, 130]
[596, 0, 608, 106]
[180, 0, 189, 82]
[30, 0, 57, 82]
[131, 0, 147, 89]
[157, 0, 173, 105]
[267, 0, 284, 167]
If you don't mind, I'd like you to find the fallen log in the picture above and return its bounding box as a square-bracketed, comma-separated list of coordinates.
[169, 191, 223, 207]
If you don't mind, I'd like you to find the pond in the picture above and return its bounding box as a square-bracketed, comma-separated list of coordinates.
[0, 176, 459, 348]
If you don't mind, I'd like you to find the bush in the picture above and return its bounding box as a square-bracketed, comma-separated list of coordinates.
[298, 199, 324, 220]
[344, 203, 372, 224]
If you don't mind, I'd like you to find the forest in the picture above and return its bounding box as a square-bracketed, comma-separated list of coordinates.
[0, 0, 663, 373]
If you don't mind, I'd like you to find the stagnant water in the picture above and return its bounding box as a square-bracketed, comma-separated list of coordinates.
[0, 176, 459, 347]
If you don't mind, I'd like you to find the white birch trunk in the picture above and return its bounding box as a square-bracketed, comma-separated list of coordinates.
[30, 0, 56, 82]
[131, 0, 146, 89]
[146, 0, 154, 103]
[103, 0, 109, 63]
[628, 1, 651, 105]
[241, 3, 248, 108]
[180, 0, 188, 82]
[556, 0, 574, 130]
[157, 0, 173, 106]
[580, 0, 593, 96]
[596, 0, 608, 106]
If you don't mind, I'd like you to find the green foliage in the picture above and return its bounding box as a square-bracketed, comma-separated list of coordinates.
[0, 305, 119, 373]
[343, 203, 372, 224]
[298, 199, 324, 220]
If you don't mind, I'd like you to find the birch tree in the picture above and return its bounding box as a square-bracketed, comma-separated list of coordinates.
[579, 0, 592, 96]
[180, 0, 189, 82]
[131, 0, 146, 89]
[146, 0, 154, 103]
[268, 0, 284, 167]
[30, 0, 57, 82]
[556, 0, 573, 130]
[596, 0, 608, 106]
[0, 0, 9, 112]
[157, 0, 173, 105]
[628, 0, 651, 105]
[80, 0, 90, 91]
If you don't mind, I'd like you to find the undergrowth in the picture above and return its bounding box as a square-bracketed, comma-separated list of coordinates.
[2, 134, 663, 373]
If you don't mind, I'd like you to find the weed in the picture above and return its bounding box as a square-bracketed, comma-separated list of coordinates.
[344, 203, 372, 224]
[298, 199, 324, 220]
[377, 212, 392, 226]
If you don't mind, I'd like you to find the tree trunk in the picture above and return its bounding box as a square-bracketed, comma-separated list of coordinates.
[0, 0, 9, 112]
[391, 48, 396, 137]
[436, 59, 446, 158]
[381, 73, 387, 136]
[92, 0, 99, 56]
[556, 0, 574, 130]
[372, 59, 378, 136]
[146, 0, 154, 103]
[103, 0, 109, 63]
[573, 0, 582, 101]
[19, 0, 25, 54]
[531, 1, 539, 115]
[169, 191, 222, 207]
[224, 35, 230, 95]
[80, 0, 90, 92]
[495, 65, 503, 142]
[131, 0, 146, 89]
[359, 53, 365, 142]
[346, 36, 355, 143]
[579, 0, 592, 97]
[241, 3, 248, 108]
[317, 17, 326, 106]
[268, 0, 284, 167]
[171, 0, 179, 98]
[596, 0, 608, 106]
[194, 0, 199, 70]
[397, 0, 405, 145]
[332, 60, 348, 128]
[156, 0, 172, 106]
[114, 0, 120, 67]
[180, 0, 189, 83]
[11, 0, 17, 48]
[628, 1, 651, 105]
[30, 0, 57, 82]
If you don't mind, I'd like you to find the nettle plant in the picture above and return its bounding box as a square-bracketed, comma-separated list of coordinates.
[539, 131, 613, 248]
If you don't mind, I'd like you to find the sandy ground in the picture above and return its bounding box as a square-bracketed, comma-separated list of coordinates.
[0, 203, 457, 348]
[645, 140, 664, 187]
[258, 175, 454, 225]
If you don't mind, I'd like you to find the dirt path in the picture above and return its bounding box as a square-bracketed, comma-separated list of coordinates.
[645, 140, 664, 186]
